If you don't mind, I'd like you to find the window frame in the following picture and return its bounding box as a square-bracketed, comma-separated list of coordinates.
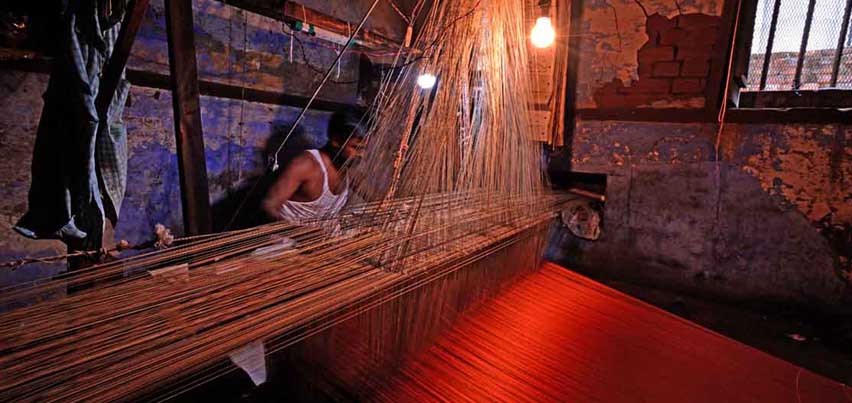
[727, 0, 852, 112]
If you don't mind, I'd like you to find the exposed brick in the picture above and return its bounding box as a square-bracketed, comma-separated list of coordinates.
[638, 61, 654, 78]
[646, 13, 676, 36]
[676, 13, 720, 29]
[659, 28, 689, 46]
[653, 61, 681, 77]
[647, 31, 661, 46]
[672, 78, 705, 94]
[686, 29, 719, 46]
[681, 60, 710, 77]
[676, 45, 714, 61]
[618, 78, 672, 94]
[638, 44, 675, 63]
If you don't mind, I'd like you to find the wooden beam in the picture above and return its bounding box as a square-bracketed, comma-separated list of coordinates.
[95, 0, 151, 114]
[125, 69, 354, 111]
[280, 1, 400, 50]
[165, 0, 213, 235]
[0, 54, 355, 111]
[215, 0, 402, 50]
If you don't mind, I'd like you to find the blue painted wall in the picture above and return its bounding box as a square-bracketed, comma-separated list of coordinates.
[0, 0, 357, 288]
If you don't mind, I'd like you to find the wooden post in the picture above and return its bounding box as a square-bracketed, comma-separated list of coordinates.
[165, 0, 213, 235]
[561, 0, 584, 155]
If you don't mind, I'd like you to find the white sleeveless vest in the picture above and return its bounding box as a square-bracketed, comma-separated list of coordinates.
[278, 150, 349, 224]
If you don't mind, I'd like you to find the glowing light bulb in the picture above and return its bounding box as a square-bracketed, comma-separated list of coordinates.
[530, 17, 555, 48]
[417, 73, 437, 89]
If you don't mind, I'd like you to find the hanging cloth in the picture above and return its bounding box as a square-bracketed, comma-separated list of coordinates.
[14, 0, 130, 251]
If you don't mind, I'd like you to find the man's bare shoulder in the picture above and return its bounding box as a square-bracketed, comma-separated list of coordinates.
[284, 151, 321, 175]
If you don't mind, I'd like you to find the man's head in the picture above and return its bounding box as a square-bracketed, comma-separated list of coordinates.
[326, 109, 367, 164]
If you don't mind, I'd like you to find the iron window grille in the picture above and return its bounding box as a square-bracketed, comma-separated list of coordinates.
[729, 0, 852, 111]
[747, 0, 852, 91]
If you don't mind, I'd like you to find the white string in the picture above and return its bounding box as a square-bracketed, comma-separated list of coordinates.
[796, 367, 803, 403]
[302, 5, 308, 28]
[337, 23, 350, 80]
[270, 0, 382, 171]
[288, 26, 294, 63]
[336, 44, 341, 80]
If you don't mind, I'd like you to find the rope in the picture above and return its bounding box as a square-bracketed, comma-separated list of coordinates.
[0, 225, 242, 269]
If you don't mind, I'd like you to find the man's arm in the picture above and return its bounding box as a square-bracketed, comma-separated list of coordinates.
[261, 155, 312, 220]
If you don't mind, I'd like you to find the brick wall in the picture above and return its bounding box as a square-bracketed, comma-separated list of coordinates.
[593, 13, 720, 109]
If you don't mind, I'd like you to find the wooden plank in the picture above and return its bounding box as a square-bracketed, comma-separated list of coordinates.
[0, 55, 356, 111]
[219, 0, 404, 49]
[95, 0, 151, 114]
[165, 0, 213, 235]
[125, 69, 354, 111]
[280, 1, 400, 50]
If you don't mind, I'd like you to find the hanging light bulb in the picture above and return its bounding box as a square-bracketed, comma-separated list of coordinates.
[530, 16, 555, 48]
[417, 73, 437, 89]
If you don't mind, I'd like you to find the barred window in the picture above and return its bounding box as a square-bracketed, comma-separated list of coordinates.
[745, 0, 852, 91]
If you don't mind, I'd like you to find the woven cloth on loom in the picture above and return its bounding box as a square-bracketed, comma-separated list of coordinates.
[369, 263, 851, 403]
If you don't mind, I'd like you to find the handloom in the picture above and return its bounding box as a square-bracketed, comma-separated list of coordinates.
[0, 0, 846, 402]
[1, 0, 566, 400]
[368, 263, 852, 403]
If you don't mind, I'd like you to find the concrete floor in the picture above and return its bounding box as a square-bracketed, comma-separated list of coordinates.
[597, 277, 852, 385]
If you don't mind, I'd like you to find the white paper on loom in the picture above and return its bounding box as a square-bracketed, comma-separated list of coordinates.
[229, 340, 267, 386]
[226, 238, 296, 384]
[252, 237, 297, 257]
[216, 238, 298, 275]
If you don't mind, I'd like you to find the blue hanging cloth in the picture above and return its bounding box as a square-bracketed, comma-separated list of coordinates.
[15, 0, 130, 253]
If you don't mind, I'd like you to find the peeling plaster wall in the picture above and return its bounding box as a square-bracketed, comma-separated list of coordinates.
[131, 0, 360, 103]
[722, 124, 852, 229]
[0, 0, 357, 287]
[0, 71, 66, 292]
[0, 71, 330, 288]
[577, 0, 722, 108]
[118, 86, 330, 245]
[724, 124, 852, 281]
[548, 120, 851, 309]
[549, 0, 852, 310]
